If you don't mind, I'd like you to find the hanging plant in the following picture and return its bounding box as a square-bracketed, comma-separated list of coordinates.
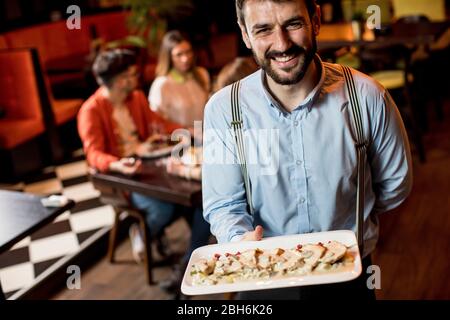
[117, 0, 194, 55]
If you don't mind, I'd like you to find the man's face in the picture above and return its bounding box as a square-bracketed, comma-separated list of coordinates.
[113, 65, 139, 94]
[239, 0, 320, 85]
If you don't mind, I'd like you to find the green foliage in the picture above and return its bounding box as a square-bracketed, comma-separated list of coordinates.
[351, 11, 365, 22]
[122, 0, 194, 50]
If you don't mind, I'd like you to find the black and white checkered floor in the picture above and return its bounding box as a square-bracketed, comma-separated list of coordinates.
[0, 151, 114, 299]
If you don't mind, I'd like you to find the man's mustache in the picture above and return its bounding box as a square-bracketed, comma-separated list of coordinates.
[265, 45, 304, 60]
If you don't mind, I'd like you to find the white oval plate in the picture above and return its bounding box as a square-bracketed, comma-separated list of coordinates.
[140, 145, 175, 159]
[181, 230, 362, 296]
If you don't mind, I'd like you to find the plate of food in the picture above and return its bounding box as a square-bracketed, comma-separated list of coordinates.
[180, 146, 202, 167]
[181, 230, 362, 295]
[140, 135, 179, 159]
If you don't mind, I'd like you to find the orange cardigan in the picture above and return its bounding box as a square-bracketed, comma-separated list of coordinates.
[77, 89, 181, 172]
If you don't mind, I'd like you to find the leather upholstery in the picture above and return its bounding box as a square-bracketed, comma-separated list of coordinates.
[0, 50, 45, 149]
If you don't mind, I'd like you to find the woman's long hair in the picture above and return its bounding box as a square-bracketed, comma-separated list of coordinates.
[155, 30, 207, 90]
[212, 57, 258, 93]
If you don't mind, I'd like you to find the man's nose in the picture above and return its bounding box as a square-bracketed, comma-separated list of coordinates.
[272, 28, 291, 52]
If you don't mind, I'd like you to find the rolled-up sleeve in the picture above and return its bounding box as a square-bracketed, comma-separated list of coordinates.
[202, 90, 254, 243]
[77, 105, 119, 172]
[368, 89, 413, 213]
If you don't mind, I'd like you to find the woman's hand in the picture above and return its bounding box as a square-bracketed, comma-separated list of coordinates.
[135, 142, 152, 157]
[146, 133, 166, 145]
[166, 157, 184, 175]
[166, 157, 201, 181]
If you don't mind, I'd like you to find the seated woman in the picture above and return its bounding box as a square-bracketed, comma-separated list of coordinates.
[166, 56, 258, 180]
[77, 50, 209, 282]
[145, 31, 213, 295]
[148, 30, 210, 130]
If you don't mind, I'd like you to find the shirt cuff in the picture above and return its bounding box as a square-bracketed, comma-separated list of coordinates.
[229, 233, 244, 242]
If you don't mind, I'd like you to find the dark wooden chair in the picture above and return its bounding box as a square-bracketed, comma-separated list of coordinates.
[358, 30, 427, 162]
[32, 49, 83, 162]
[90, 175, 155, 285]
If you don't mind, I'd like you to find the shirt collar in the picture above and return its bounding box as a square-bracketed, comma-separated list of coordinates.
[260, 54, 326, 114]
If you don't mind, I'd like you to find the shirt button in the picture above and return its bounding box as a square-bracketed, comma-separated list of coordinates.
[299, 197, 306, 204]
[294, 120, 299, 126]
[296, 160, 302, 165]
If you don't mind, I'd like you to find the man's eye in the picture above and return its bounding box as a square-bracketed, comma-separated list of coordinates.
[255, 28, 269, 35]
[287, 22, 302, 29]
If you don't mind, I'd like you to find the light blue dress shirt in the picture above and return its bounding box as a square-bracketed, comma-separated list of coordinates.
[202, 56, 413, 256]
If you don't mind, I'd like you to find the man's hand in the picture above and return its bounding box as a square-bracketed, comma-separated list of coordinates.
[109, 158, 142, 175]
[242, 225, 264, 241]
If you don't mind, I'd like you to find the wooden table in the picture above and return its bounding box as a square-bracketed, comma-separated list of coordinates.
[90, 159, 202, 208]
[0, 190, 75, 300]
[89, 159, 202, 286]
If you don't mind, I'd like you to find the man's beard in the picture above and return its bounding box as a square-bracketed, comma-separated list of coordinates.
[254, 37, 317, 85]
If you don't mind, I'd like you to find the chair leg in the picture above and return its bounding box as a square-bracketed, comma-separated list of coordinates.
[139, 216, 154, 285]
[435, 97, 444, 122]
[401, 107, 427, 163]
[410, 120, 427, 163]
[403, 87, 426, 163]
[108, 208, 121, 263]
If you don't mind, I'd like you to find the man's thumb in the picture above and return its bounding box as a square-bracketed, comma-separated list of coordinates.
[254, 225, 263, 240]
[242, 225, 264, 241]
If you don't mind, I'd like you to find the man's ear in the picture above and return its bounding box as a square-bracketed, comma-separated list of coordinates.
[312, 5, 321, 36]
[238, 21, 252, 49]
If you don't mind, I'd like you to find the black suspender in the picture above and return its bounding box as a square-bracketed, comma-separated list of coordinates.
[230, 80, 254, 215]
[342, 65, 369, 254]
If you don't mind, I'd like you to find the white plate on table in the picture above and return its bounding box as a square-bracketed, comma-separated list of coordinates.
[140, 145, 176, 159]
[181, 230, 362, 296]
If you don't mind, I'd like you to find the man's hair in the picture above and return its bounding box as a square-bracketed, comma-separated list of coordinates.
[92, 49, 137, 88]
[236, 0, 317, 26]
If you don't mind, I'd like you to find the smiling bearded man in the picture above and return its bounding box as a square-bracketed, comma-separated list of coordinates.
[241, 0, 318, 85]
[239, 0, 318, 88]
[201, 0, 413, 300]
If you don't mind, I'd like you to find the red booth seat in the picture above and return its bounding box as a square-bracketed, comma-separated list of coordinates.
[1, 11, 130, 69]
[0, 119, 45, 149]
[3, 24, 90, 68]
[0, 35, 8, 50]
[51, 98, 83, 126]
[84, 11, 129, 42]
[0, 49, 45, 149]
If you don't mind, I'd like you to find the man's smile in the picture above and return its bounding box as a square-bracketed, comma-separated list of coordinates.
[271, 53, 300, 69]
